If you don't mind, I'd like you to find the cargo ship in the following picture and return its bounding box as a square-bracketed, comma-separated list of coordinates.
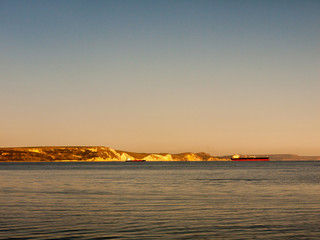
[231, 154, 269, 161]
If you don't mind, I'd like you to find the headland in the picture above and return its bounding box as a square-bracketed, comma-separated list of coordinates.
[0, 146, 319, 162]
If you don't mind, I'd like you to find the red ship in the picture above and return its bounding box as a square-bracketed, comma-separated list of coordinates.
[231, 154, 269, 161]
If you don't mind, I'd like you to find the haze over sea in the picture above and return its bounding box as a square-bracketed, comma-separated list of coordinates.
[1, 0, 320, 155]
[1, 1, 320, 238]
[1, 161, 320, 239]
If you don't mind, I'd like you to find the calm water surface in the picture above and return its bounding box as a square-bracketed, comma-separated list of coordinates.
[1, 161, 320, 239]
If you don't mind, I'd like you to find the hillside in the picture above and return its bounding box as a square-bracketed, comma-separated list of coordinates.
[268, 154, 320, 161]
[1, 147, 319, 162]
[0, 146, 228, 162]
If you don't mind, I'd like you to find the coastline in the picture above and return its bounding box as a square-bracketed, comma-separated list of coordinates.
[1, 146, 319, 162]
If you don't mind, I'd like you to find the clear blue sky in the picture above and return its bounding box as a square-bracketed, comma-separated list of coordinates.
[1, 0, 319, 155]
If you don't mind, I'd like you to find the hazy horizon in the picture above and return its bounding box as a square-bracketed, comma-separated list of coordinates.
[1, 0, 319, 156]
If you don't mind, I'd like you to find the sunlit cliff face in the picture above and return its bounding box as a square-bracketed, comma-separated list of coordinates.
[0, 147, 229, 162]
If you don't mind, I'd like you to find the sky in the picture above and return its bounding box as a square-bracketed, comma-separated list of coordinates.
[1, 0, 319, 155]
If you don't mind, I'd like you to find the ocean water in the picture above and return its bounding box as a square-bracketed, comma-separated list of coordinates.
[0, 161, 320, 240]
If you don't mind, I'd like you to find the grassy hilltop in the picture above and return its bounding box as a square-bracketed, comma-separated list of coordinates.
[1, 147, 319, 162]
[0, 146, 228, 162]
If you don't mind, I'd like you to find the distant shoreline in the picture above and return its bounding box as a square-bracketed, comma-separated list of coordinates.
[1, 146, 319, 162]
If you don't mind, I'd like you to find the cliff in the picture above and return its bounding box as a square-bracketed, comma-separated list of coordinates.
[1, 147, 318, 162]
[0, 146, 228, 162]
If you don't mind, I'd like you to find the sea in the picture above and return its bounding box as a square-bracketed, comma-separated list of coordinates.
[0, 161, 320, 240]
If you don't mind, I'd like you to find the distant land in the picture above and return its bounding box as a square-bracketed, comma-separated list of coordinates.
[0, 146, 319, 162]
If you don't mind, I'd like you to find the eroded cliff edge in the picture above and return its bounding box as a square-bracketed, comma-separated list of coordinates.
[1, 147, 319, 162]
[0, 146, 228, 162]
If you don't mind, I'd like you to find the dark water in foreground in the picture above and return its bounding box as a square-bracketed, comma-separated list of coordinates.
[1, 161, 320, 240]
